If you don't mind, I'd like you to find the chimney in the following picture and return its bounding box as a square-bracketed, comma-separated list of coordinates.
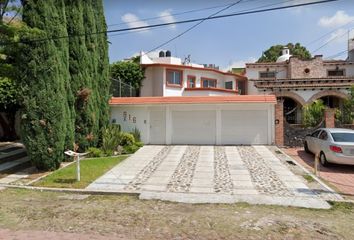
[282, 47, 290, 56]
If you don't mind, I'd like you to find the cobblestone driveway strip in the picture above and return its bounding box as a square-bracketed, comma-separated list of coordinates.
[214, 146, 233, 193]
[237, 146, 294, 197]
[125, 146, 173, 191]
[167, 146, 200, 192]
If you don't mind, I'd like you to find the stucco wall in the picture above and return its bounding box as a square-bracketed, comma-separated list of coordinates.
[110, 106, 149, 143]
[141, 66, 242, 97]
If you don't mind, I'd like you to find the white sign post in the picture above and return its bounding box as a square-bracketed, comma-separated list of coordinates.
[64, 150, 88, 182]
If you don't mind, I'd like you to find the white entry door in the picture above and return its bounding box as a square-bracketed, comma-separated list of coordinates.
[171, 110, 216, 145]
[149, 110, 166, 144]
[220, 110, 269, 144]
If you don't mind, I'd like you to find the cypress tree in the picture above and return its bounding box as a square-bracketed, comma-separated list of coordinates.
[65, 0, 109, 150]
[19, 0, 73, 170]
[65, 0, 97, 151]
[93, 0, 110, 134]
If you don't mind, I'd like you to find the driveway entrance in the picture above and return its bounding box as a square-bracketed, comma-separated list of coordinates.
[87, 145, 331, 209]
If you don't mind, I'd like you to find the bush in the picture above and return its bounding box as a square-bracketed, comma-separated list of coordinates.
[123, 144, 140, 154]
[302, 100, 325, 128]
[88, 147, 104, 158]
[338, 87, 354, 124]
[135, 141, 144, 147]
[130, 127, 141, 142]
[102, 124, 121, 154]
[119, 132, 135, 146]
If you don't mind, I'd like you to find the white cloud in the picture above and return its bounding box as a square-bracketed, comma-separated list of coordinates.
[121, 13, 150, 32]
[222, 57, 257, 72]
[159, 9, 176, 29]
[318, 11, 354, 28]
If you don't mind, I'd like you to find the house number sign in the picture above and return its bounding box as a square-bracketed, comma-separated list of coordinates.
[123, 111, 137, 123]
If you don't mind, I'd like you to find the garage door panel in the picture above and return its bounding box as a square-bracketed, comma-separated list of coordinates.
[150, 110, 166, 144]
[221, 110, 268, 144]
[172, 111, 216, 145]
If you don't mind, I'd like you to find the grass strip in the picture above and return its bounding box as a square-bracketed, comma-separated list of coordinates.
[33, 156, 127, 189]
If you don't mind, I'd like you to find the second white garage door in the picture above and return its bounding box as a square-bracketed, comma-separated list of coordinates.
[220, 110, 269, 144]
[171, 109, 269, 145]
[171, 110, 216, 145]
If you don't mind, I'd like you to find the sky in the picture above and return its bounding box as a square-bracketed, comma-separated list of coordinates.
[103, 0, 354, 70]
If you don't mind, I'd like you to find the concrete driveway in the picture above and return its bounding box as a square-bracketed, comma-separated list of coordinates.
[87, 145, 331, 209]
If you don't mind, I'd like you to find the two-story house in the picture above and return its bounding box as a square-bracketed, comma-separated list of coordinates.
[140, 51, 247, 97]
[246, 39, 354, 124]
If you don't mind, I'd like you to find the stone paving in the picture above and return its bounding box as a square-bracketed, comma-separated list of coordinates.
[87, 145, 332, 209]
[283, 147, 354, 199]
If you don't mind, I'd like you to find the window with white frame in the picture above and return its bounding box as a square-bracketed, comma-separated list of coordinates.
[166, 69, 183, 86]
[201, 78, 217, 88]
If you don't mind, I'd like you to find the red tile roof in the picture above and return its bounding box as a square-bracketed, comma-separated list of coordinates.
[110, 95, 277, 105]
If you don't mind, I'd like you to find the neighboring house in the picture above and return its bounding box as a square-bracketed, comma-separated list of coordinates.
[110, 51, 276, 145]
[246, 39, 354, 124]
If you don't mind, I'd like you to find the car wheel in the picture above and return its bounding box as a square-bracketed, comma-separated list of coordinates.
[320, 152, 329, 167]
[304, 141, 310, 153]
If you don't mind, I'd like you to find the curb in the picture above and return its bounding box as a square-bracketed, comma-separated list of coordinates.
[0, 183, 139, 196]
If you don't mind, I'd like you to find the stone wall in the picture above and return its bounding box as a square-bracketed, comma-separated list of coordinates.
[325, 108, 336, 128]
[288, 56, 325, 79]
[284, 121, 324, 147]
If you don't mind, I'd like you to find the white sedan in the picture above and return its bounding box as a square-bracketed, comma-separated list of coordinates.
[304, 128, 354, 166]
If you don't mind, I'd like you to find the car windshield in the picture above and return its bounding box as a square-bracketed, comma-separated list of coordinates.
[331, 133, 354, 142]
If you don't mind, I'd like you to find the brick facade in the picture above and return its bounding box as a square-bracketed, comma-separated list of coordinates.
[325, 108, 336, 128]
[288, 56, 325, 79]
[275, 100, 284, 146]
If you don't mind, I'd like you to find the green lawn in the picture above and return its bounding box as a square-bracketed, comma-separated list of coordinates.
[33, 156, 127, 189]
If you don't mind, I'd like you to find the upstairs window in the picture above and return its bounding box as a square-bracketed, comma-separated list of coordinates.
[259, 71, 276, 78]
[201, 78, 217, 88]
[187, 75, 196, 88]
[166, 69, 183, 87]
[327, 69, 345, 77]
[225, 81, 233, 90]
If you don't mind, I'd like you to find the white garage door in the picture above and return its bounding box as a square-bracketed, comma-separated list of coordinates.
[171, 110, 216, 145]
[221, 110, 268, 144]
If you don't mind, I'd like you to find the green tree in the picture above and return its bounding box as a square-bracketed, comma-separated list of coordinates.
[258, 43, 311, 63]
[65, 0, 110, 150]
[93, 0, 110, 134]
[17, 0, 73, 170]
[110, 60, 145, 96]
[0, 1, 23, 140]
[338, 86, 354, 124]
[302, 100, 325, 128]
